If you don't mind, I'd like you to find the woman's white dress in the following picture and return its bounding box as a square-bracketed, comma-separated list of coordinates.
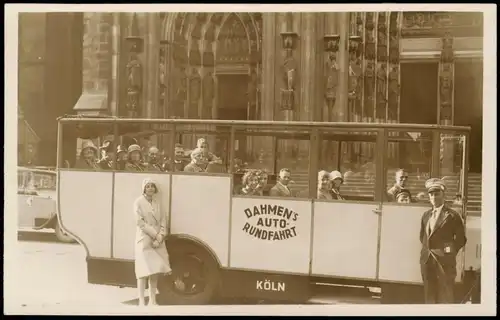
[134, 195, 171, 279]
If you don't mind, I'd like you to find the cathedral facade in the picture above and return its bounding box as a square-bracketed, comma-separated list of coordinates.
[18, 12, 484, 171]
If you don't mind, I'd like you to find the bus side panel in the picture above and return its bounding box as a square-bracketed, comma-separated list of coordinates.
[230, 198, 312, 274]
[18, 195, 56, 228]
[170, 174, 231, 268]
[112, 173, 171, 260]
[58, 171, 113, 258]
[378, 204, 424, 283]
[464, 215, 481, 271]
[311, 202, 379, 280]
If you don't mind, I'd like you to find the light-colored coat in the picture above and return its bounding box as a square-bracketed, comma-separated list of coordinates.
[134, 179, 171, 279]
[269, 182, 293, 197]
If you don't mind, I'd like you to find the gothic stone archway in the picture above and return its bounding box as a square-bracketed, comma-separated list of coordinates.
[159, 12, 262, 156]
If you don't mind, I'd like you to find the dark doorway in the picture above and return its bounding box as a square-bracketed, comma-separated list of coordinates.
[400, 62, 439, 124]
[454, 60, 483, 173]
[216, 74, 249, 160]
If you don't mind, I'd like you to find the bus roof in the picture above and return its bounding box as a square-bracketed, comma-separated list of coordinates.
[57, 116, 471, 133]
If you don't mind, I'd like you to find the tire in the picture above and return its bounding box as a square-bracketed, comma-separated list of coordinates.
[55, 221, 75, 243]
[158, 240, 220, 305]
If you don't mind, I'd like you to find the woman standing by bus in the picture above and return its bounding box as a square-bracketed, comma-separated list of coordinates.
[134, 178, 171, 306]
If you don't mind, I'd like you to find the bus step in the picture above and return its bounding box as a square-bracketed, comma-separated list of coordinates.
[307, 283, 381, 305]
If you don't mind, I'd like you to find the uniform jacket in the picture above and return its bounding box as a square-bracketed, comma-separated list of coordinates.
[419, 205, 467, 274]
[269, 182, 293, 197]
[163, 159, 188, 172]
[145, 162, 164, 172]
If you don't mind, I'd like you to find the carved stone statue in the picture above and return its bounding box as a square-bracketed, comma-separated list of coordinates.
[126, 53, 142, 113]
[376, 64, 387, 100]
[325, 52, 339, 100]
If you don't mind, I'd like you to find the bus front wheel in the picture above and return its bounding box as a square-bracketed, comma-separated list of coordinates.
[158, 241, 220, 305]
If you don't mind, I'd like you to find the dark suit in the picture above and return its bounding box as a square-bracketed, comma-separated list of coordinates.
[419, 205, 467, 303]
[269, 182, 293, 197]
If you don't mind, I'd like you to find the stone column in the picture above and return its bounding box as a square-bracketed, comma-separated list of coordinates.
[438, 32, 456, 175]
[335, 12, 350, 122]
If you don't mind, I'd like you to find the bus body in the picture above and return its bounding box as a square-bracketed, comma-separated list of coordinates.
[56, 117, 481, 304]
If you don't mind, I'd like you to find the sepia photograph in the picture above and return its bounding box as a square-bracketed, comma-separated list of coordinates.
[4, 3, 496, 316]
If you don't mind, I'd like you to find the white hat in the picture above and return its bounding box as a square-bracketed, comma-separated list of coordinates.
[330, 170, 343, 182]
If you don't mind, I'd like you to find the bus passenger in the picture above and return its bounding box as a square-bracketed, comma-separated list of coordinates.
[255, 170, 269, 196]
[134, 178, 171, 306]
[75, 140, 100, 170]
[164, 144, 188, 172]
[145, 147, 163, 172]
[125, 144, 146, 172]
[98, 140, 114, 170]
[239, 170, 260, 196]
[184, 148, 206, 173]
[116, 145, 128, 171]
[395, 189, 412, 204]
[269, 168, 293, 197]
[317, 170, 333, 200]
[197, 138, 222, 165]
[329, 170, 345, 200]
[387, 169, 411, 201]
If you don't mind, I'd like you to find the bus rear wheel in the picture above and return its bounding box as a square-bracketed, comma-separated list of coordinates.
[158, 241, 220, 305]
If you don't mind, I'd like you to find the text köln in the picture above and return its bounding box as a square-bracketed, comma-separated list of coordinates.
[242, 204, 299, 241]
[256, 279, 286, 292]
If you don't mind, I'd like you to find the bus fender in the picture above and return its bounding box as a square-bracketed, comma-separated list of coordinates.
[165, 234, 222, 268]
[32, 212, 57, 230]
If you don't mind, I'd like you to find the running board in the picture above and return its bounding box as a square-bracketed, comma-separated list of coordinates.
[307, 282, 381, 305]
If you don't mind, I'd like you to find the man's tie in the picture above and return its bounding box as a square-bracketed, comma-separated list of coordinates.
[428, 209, 437, 234]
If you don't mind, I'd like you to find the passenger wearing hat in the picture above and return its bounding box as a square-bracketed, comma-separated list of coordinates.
[145, 146, 163, 172]
[125, 144, 146, 172]
[329, 170, 345, 200]
[75, 140, 100, 170]
[163, 143, 188, 172]
[115, 145, 128, 171]
[419, 178, 467, 304]
[317, 170, 333, 200]
[394, 188, 412, 204]
[97, 140, 114, 170]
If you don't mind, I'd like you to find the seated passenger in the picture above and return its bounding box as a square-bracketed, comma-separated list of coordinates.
[317, 170, 333, 200]
[387, 169, 411, 201]
[329, 170, 345, 200]
[97, 140, 114, 170]
[269, 168, 293, 197]
[164, 144, 188, 172]
[197, 138, 222, 165]
[125, 144, 146, 172]
[116, 145, 128, 171]
[394, 189, 412, 204]
[254, 170, 269, 196]
[145, 146, 163, 172]
[184, 148, 207, 173]
[75, 140, 100, 170]
[239, 170, 260, 196]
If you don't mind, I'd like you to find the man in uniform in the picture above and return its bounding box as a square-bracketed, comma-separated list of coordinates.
[419, 178, 467, 304]
[387, 169, 411, 201]
[269, 168, 293, 197]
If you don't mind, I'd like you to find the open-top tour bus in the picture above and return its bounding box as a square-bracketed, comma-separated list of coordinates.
[18, 166, 74, 242]
[56, 116, 481, 304]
